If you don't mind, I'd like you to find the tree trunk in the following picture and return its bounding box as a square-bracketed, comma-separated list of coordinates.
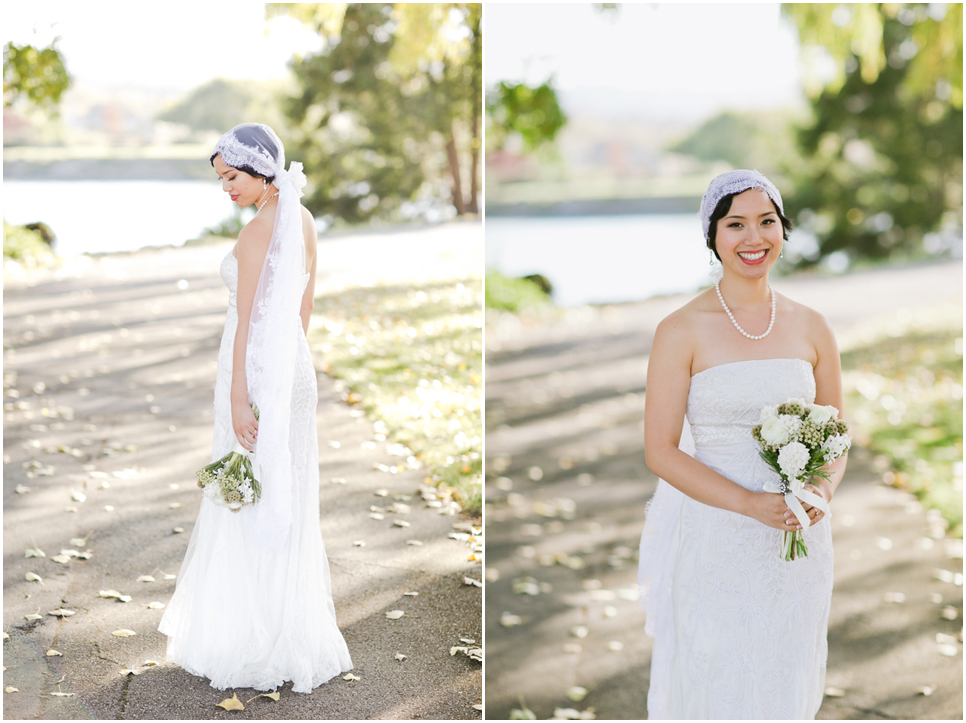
[468, 108, 480, 214]
[446, 126, 465, 215]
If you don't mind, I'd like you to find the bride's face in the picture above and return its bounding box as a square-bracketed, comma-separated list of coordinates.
[213, 155, 264, 208]
[714, 188, 783, 279]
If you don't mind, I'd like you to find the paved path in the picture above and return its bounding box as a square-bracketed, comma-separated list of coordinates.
[484, 260, 963, 720]
[3, 222, 483, 720]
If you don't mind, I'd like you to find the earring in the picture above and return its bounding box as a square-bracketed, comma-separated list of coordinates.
[780, 249, 784, 259]
[709, 249, 715, 265]
[262, 178, 267, 189]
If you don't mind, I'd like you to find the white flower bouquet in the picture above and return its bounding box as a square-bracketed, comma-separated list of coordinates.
[196, 404, 261, 512]
[752, 398, 852, 560]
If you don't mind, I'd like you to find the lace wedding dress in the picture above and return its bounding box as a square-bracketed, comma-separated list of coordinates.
[639, 358, 833, 719]
[159, 250, 353, 693]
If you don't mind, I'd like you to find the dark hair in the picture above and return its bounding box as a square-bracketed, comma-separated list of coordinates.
[707, 192, 792, 261]
[209, 124, 279, 183]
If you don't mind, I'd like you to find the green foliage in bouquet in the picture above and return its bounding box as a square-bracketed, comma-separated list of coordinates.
[196, 404, 262, 512]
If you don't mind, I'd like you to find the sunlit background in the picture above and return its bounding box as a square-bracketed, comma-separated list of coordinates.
[4, 2, 481, 256]
[485, 2, 963, 306]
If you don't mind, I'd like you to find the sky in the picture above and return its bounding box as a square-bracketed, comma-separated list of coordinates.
[485, 3, 806, 121]
[4, 1, 322, 92]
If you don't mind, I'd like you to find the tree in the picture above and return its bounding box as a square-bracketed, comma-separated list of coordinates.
[156, 79, 255, 134]
[782, 3, 963, 264]
[485, 79, 567, 155]
[3, 40, 70, 111]
[267, 3, 482, 223]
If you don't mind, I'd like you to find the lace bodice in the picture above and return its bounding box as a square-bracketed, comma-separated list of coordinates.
[220, 250, 310, 310]
[221, 251, 239, 307]
[688, 358, 816, 447]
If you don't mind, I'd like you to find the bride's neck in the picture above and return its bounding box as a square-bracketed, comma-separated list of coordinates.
[718, 274, 770, 307]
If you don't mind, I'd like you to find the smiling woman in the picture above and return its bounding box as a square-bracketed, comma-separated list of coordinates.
[638, 170, 848, 719]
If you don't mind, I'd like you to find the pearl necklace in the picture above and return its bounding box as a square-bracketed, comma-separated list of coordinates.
[715, 281, 776, 340]
[254, 191, 279, 218]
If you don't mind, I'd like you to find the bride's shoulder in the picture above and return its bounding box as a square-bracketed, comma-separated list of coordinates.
[657, 289, 717, 332]
[776, 293, 834, 334]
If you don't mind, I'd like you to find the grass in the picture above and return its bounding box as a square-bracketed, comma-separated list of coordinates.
[3, 220, 57, 266]
[310, 279, 483, 516]
[840, 302, 963, 537]
[485, 272, 552, 313]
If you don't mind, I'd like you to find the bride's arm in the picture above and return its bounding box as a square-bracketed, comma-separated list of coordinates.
[808, 310, 848, 503]
[231, 223, 272, 450]
[299, 206, 318, 336]
[644, 313, 791, 530]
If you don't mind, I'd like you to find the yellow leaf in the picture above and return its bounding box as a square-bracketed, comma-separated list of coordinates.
[5, 687, 18, 693]
[25, 572, 42, 582]
[112, 629, 136, 637]
[48, 609, 75, 617]
[24, 547, 45, 558]
[343, 673, 360, 681]
[24, 614, 42, 621]
[385, 610, 405, 620]
[100, 589, 123, 598]
[47, 649, 62, 657]
[137, 575, 155, 583]
[144, 602, 165, 609]
[566, 686, 588, 702]
[216, 693, 245, 711]
[258, 692, 280, 701]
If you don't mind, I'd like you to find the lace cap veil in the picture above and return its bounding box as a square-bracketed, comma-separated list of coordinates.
[212, 123, 309, 551]
[699, 169, 784, 241]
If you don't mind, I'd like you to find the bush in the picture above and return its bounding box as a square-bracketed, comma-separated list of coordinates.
[485, 272, 551, 312]
[3, 220, 56, 265]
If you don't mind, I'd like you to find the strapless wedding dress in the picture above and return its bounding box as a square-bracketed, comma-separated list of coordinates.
[159, 250, 352, 693]
[639, 358, 833, 719]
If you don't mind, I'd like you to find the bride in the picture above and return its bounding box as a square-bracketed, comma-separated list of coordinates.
[159, 123, 353, 692]
[638, 170, 848, 719]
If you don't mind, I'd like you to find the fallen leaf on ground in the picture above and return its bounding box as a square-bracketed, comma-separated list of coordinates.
[216, 693, 244, 711]
[406, 540, 422, 546]
[824, 687, 845, 697]
[570, 626, 589, 639]
[343, 673, 360, 681]
[258, 692, 281, 701]
[607, 641, 624, 652]
[46, 650, 62, 657]
[450, 646, 467, 656]
[112, 629, 136, 637]
[500, 612, 522, 627]
[553, 707, 596, 720]
[937, 644, 958, 656]
[473, 703, 483, 711]
[25, 572, 42, 582]
[143, 660, 159, 666]
[403, 591, 419, 596]
[374, 489, 389, 497]
[393, 520, 410, 528]
[509, 708, 536, 720]
[51, 555, 71, 564]
[50, 690, 75, 697]
[172, 527, 184, 534]
[940, 606, 958, 620]
[463, 577, 482, 587]
[5, 687, 18, 693]
[144, 602, 165, 610]
[916, 686, 934, 696]
[369, 513, 385, 520]
[161, 572, 176, 580]
[48, 609, 74, 617]
[137, 575, 155, 583]
[71, 491, 86, 503]
[460, 638, 476, 644]
[24, 547, 45, 558]
[566, 686, 588, 702]
[15, 485, 30, 494]
[120, 669, 139, 676]
[353, 540, 365, 547]
[385, 610, 405, 620]
[24, 613, 42, 621]
[2, 632, 8, 641]
[394, 653, 407, 661]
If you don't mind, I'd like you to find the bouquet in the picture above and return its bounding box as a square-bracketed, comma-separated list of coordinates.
[752, 398, 851, 561]
[196, 404, 261, 512]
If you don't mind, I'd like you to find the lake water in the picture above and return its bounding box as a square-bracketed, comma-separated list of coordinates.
[485, 213, 711, 306]
[4, 180, 237, 257]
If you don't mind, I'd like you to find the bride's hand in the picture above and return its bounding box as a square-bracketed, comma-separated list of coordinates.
[232, 399, 258, 451]
[750, 492, 799, 530]
[795, 483, 829, 528]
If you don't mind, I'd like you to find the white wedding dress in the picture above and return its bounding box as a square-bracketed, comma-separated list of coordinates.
[159, 250, 353, 693]
[639, 358, 833, 719]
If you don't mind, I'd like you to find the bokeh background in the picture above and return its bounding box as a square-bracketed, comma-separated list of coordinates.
[484, 3, 963, 720]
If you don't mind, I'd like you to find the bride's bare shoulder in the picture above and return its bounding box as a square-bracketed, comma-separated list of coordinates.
[655, 289, 718, 337]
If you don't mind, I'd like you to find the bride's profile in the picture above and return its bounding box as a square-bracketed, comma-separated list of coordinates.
[159, 123, 353, 692]
[638, 170, 848, 719]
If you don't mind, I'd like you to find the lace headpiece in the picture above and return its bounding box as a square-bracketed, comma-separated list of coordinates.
[212, 123, 308, 551]
[699, 169, 784, 240]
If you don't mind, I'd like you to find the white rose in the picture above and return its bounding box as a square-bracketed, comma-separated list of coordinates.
[808, 404, 839, 427]
[759, 404, 780, 423]
[778, 441, 810, 479]
[779, 414, 803, 440]
[822, 433, 852, 462]
[761, 416, 791, 445]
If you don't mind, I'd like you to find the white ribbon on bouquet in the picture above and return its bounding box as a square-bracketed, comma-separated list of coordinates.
[763, 477, 829, 529]
[230, 443, 261, 485]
